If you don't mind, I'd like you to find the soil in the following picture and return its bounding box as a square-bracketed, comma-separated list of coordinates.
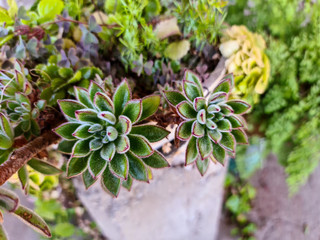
[218, 154, 320, 240]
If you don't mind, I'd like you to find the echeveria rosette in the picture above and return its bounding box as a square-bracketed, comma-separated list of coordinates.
[164, 70, 251, 176]
[54, 80, 170, 197]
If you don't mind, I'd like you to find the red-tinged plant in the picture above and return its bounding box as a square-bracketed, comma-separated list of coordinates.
[54, 80, 170, 197]
[164, 71, 251, 175]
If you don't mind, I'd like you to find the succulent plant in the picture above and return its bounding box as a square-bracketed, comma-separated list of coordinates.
[36, 55, 103, 106]
[219, 25, 270, 105]
[0, 113, 14, 164]
[164, 70, 250, 175]
[54, 80, 170, 197]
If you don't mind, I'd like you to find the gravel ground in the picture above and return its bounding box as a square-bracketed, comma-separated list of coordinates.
[218, 154, 320, 240]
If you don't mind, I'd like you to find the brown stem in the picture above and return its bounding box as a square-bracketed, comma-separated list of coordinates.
[0, 131, 61, 186]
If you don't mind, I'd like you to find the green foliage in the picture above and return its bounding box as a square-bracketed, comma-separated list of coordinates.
[36, 56, 103, 106]
[227, 0, 320, 193]
[173, 0, 227, 47]
[55, 81, 169, 197]
[0, 187, 51, 238]
[164, 71, 250, 175]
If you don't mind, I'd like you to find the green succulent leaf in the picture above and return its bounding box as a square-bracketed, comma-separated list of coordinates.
[142, 150, 169, 168]
[220, 104, 234, 115]
[219, 132, 235, 153]
[176, 120, 193, 140]
[193, 97, 206, 111]
[110, 153, 128, 179]
[196, 109, 206, 124]
[122, 100, 142, 123]
[0, 150, 12, 165]
[191, 121, 205, 138]
[197, 136, 213, 160]
[209, 92, 227, 104]
[208, 130, 222, 143]
[89, 150, 107, 177]
[18, 165, 29, 191]
[98, 111, 116, 124]
[140, 95, 161, 121]
[89, 139, 103, 151]
[28, 158, 62, 175]
[130, 125, 170, 142]
[217, 119, 232, 132]
[100, 143, 116, 161]
[115, 135, 130, 154]
[196, 157, 210, 176]
[113, 80, 131, 117]
[54, 123, 80, 140]
[226, 100, 251, 114]
[82, 169, 98, 189]
[101, 165, 121, 197]
[67, 156, 88, 177]
[231, 129, 248, 144]
[72, 125, 93, 140]
[128, 135, 153, 157]
[206, 119, 217, 130]
[122, 175, 133, 191]
[74, 87, 95, 109]
[126, 151, 148, 181]
[94, 92, 113, 112]
[0, 134, 12, 150]
[13, 205, 51, 237]
[183, 80, 202, 102]
[212, 78, 231, 94]
[116, 115, 132, 135]
[185, 136, 198, 165]
[184, 70, 203, 94]
[0, 188, 19, 212]
[58, 140, 77, 154]
[212, 143, 226, 165]
[89, 81, 104, 102]
[58, 100, 85, 120]
[226, 115, 243, 128]
[163, 90, 187, 106]
[0, 113, 13, 140]
[75, 109, 101, 123]
[72, 139, 91, 157]
[176, 101, 197, 119]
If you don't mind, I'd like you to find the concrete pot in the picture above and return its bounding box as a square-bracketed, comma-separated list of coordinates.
[74, 58, 227, 240]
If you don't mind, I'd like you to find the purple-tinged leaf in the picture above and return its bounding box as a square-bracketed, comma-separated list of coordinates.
[226, 100, 251, 114]
[98, 111, 116, 124]
[0, 187, 19, 212]
[74, 87, 94, 108]
[113, 80, 131, 117]
[176, 120, 194, 141]
[13, 205, 51, 237]
[193, 97, 206, 111]
[184, 70, 203, 95]
[89, 15, 102, 33]
[130, 124, 170, 143]
[191, 121, 205, 138]
[82, 169, 98, 189]
[72, 139, 91, 157]
[142, 150, 169, 169]
[226, 115, 243, 128]
[122, 175, 133, 191]
[206, 119, 217, 130]
[110, 153, 128, 179]
[212, 78, 231, 94]
[207, 104, 221, 114]
[128, 135, 153, 158]
[196, 109, 206, 124]
[209, 92, 227, 104]
[106, 126, 118, 142]
[208, 130, 222, 143]
[116, 115, 132, 135]
[101, 165, 121, 198]
[75, 109, 101, 123]
[89, 81, 104, 102]
[163, 90, 187, 107]
[72, 125, 93, 140]
[220, 103, 234, 115]
[115, 135, 130, 154]
[176, 101, 197, 119]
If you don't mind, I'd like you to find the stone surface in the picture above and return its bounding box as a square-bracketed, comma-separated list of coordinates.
[74, 146, 228, 240]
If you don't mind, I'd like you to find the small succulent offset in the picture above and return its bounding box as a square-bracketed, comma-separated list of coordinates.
[54, 81, 170, 197]
[164, 71, 250, 175]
